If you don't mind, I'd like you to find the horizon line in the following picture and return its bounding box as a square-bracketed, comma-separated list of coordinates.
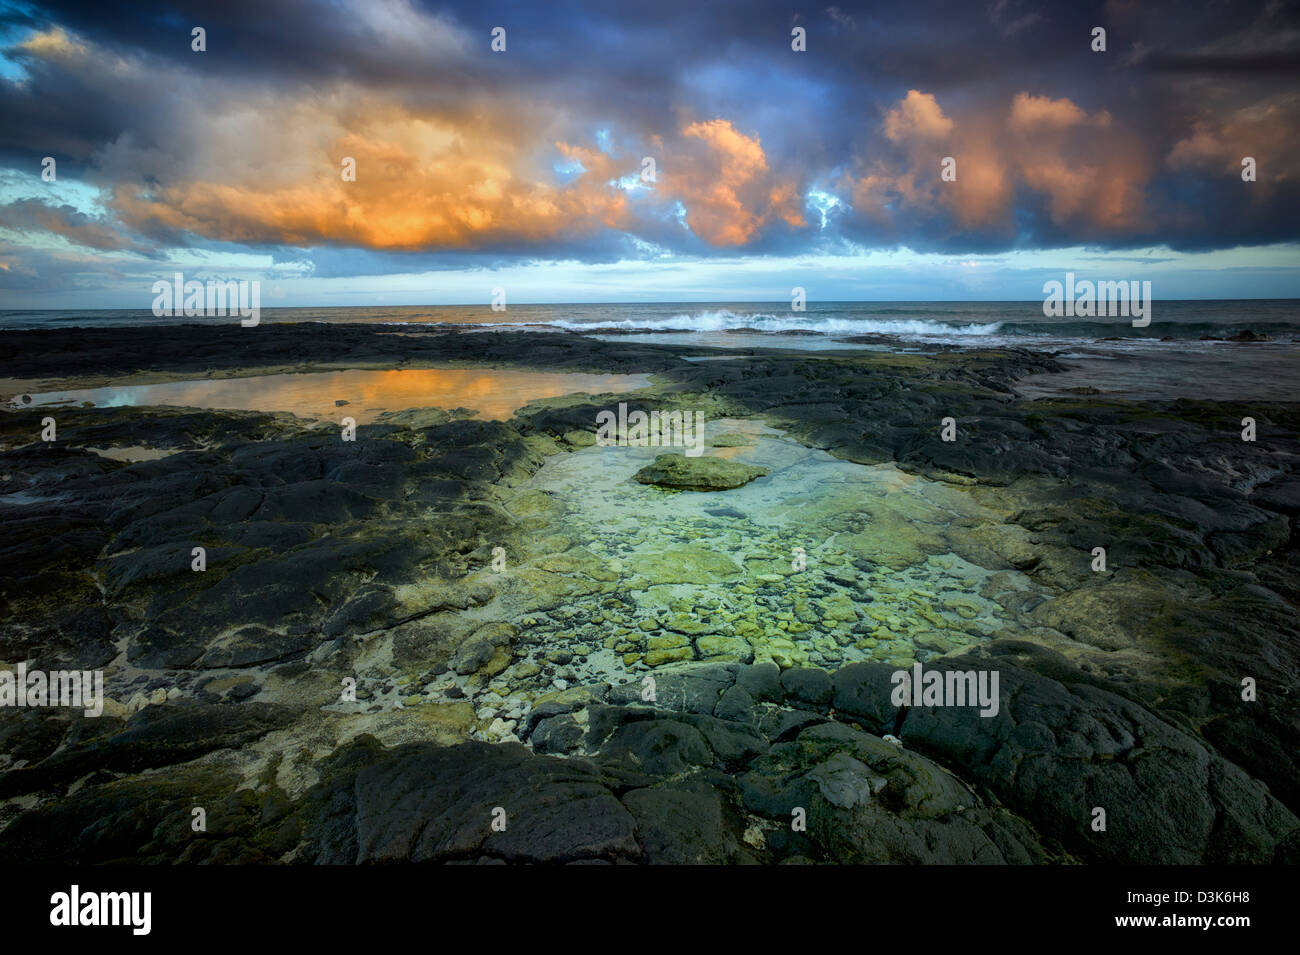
[3, 296, 1299, 312]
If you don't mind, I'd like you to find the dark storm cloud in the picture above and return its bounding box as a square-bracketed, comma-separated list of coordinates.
[1146, 53, 1300, 75]
[0, 0, 1297, 274]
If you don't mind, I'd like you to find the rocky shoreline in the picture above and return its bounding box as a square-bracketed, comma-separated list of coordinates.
[1, 324, 1297, 864]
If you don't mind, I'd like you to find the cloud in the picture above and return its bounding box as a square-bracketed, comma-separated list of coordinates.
[108, 93, 637, 251]
[989, 0, 1044, 39]
[16, 25, 86, 60]
[658, 119, 805, 246]
[106, 98, 809, 253]
[0, 0, 1297, 287]
[846, 89, 1151, 241]
[1007, 94, 1147, 233]
[884, 90, 954, 142]
[0, 197, 143, 251]
[850, 91, 1012, 236]
[1168, 93, 1300, 187]
[3, 20, 815, 256]
[1008, 92, 1110, 131]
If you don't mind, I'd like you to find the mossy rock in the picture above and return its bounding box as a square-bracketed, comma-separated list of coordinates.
[632, 454, 768, 491]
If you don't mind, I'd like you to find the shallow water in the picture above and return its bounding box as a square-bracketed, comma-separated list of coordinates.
[472, 418, 1043, 695]
[8, 367, 652, 422]
[1015, 345, 1300, 402]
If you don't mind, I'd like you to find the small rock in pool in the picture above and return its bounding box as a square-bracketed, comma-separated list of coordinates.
[633, 453, 768, 491]
[706, 506, 746, 518]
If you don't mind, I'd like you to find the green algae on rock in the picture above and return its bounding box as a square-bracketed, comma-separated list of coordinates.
[633, 453, 769, 491]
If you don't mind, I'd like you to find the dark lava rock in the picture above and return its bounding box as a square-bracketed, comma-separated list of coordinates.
[0, 764, 286, 864]
[781, 667, 834, 708]
[304, 739, 642, 864]
[714, 685, 757, 724]
[621, 782, 753, 864]
[530, 714, 585, 755]
[737, 662, 784, 703]
[599, 719, 714, 775]
[0, 701, 296, 798]
[833, 659, 1299, 864]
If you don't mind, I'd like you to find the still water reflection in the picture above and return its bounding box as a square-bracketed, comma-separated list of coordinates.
[12, 367, 652, 423]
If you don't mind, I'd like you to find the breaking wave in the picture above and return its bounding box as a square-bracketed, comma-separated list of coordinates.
[539, 309, 1005, 337]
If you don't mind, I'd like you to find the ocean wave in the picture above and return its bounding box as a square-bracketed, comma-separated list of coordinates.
[534, 310, 1005, 337]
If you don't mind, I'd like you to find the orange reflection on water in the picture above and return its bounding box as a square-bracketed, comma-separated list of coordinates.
[24, 367, 651, 423]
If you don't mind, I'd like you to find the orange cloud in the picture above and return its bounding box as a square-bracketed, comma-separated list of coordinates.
[17, 26, 87, 60]
[107, 95, 807, 252]
[656, 119, 805, 245]
[854, 91, 1011, 232]
[1008, 92, 1110, 131]
[109, 95, 635, 251]
[6, 21, 811, 255]
[1007, 94, 1145, 230]
[849, 89, 1150, 236]
[1167, 94, 1300, 191]
[884, 90, 955, 142]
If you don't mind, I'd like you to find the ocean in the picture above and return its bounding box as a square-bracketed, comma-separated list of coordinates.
[4, 300, 1298, 401]
[2, 299, 1297, 338]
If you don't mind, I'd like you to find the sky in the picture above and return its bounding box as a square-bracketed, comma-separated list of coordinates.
[0, 0, 1297, 308]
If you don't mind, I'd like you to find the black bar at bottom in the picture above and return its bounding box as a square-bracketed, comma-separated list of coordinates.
[11, 864, 1282, 941]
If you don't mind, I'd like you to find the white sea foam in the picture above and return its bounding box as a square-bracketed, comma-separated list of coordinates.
[527, 309, 1005, 337]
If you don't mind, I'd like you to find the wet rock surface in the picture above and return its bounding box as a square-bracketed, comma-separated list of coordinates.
[2, 324, 1297, 864]
[632, 453, 769, 491]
